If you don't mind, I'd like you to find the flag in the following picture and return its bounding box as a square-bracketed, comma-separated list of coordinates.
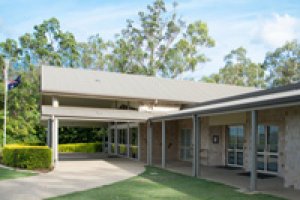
[8, 75, 21, 90]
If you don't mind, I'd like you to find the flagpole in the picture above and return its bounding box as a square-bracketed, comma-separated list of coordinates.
[3, 59, 9, 147]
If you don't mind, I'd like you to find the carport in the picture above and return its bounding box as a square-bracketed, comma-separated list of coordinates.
[42, 104, 159, 166]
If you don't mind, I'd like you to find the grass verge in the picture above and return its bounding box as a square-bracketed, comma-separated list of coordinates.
[0, 167, 36, 180]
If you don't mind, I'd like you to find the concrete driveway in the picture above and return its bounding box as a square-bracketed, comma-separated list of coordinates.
[0, 153, 145, 200]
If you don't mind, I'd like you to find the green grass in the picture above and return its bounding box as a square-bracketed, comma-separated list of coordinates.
[0, 167, 36, 180]
[48, 166, 285, 200]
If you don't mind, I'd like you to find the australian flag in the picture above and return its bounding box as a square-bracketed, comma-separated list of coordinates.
[8, 75, 21, 91]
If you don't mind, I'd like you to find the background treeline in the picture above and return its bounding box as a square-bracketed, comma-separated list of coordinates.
[0, 0, 299, 145]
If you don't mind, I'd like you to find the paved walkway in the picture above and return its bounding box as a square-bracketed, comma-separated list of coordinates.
[0, 153, 145, 200]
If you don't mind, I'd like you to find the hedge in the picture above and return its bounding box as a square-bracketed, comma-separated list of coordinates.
[111, 144, 115, 153]
[2, 145, 52, 170]
[131, 145, 138, 154]
[59, 142, 102, 153]
[119, 144, 127, 154]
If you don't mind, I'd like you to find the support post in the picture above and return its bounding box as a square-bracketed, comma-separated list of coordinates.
[138, 125, 141, 161]
[127, 123, 130, 158]
[147, 121, 152, 165]
[47, 119, 52, 147]
[192, 115, 200, 177]
[114, 122, 118, 155]
[102, 132, 105, 153]
[108, 125, 111, 154]
[162, 120, 166, 168]
[250, 110, 258, 191]
[51, 116, 59, 167]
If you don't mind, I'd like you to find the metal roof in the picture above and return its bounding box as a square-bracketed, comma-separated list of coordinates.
[41, 65, 257, 104]
[151, 83, 300, 121]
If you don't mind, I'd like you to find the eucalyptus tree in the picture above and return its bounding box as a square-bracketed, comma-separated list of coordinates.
[108, 0, 215, 78]
[202, 47, 265, 88]
[264, 40, 300, 87]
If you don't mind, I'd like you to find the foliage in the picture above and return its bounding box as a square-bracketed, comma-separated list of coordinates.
[106, 0, 215, 78]
[202, 47, 265, 88]
[0, 167, 36, 180]
[59, 143, 102, 153]
[48, 167, 284, 200]
[0, 0, 215, 145]
[130, 145, 138, 158]
[111, 144, 115, 153]
[263, 40, 300, 87]
[59, 128, 106, 144]
[119, 144, 127, 155]
[2, 144, 52, 169]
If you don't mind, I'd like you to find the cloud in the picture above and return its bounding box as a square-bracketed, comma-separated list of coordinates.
[254, 14, 300, 48]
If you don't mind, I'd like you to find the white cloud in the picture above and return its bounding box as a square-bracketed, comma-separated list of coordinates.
[255, 14, 300, 48]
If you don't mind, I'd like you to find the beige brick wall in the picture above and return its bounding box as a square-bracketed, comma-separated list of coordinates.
[138, 105, 300, 190]
[284, 107, 300, 189]
[139, 123, 147, 163]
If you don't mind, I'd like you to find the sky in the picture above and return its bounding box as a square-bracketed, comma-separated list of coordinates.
[0, 0, 300, 79]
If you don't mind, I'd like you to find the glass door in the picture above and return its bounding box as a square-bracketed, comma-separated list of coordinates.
[180, 129, 193, 161]
[227, 126, 244, 167]
[257, 125, 279, 174]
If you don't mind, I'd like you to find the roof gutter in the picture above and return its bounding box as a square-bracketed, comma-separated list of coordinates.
[150, 94, 300, 122]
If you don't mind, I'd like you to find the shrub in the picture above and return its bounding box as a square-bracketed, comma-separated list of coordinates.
[111, 144, 115, 153]
[2, 145, 52, 169]
[131, 145, 138, 158]
[59, 142, 102, 153]
[119, 144, 127, 155]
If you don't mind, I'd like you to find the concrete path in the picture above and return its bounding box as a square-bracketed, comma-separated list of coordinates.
[0, 153, 145, 200]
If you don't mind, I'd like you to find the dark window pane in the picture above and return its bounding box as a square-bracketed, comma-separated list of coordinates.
[237, 152, 243, 165]
[267, 155, 278, 172]
[257, 155, 264, 170]
[228, 152, 235, 165]
[268, 126, 279, 153]
[257, 125, 265, 152]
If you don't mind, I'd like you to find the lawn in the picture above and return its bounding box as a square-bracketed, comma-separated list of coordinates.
[0, 167, 35, 180]
[48, 166, 285, 200]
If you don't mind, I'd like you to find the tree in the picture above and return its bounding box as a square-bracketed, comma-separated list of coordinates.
[0, 18, 81, 145]
[107, 0, 215, 78]
[19, 17, 79, 67]
[77, 34, 110, 69]
[202, 47, 265, 88]
[263, 40, 300, 87]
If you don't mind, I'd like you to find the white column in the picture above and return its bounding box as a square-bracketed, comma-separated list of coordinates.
[51, 116, 59, 167]
[114, 122, 118, 155]
[162, 120, 166, 168]
[192, 115, 199, 177]
[147, 121, 153, 165]
[127, 123, 130, 158]
[47, 119, 52, 147]
[138, 125, 141, 161]
[250, 110, 258, 191]
[108, 126, 111, 154]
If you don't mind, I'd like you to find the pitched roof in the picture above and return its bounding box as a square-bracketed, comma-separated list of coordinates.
[41, 65, 257, 104]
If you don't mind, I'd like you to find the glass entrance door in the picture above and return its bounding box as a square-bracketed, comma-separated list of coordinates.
[257, 125, 279, 174]
[180, 129, 192, 161]
[227, 126, 244, 167]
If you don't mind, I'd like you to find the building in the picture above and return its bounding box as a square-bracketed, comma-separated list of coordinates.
[41, 65, 300, 192]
